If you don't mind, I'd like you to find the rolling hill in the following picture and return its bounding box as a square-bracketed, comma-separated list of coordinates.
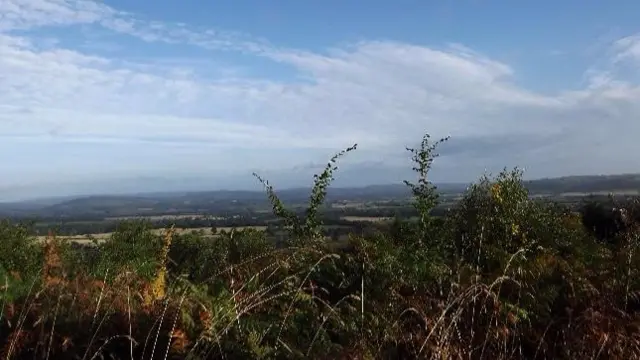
[0, 174, 639, 220]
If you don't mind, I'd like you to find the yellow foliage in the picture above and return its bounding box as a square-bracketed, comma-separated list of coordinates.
[146, 226, 174, 304]
[491, 183, 503, 203]
[511, 223, 520, 236]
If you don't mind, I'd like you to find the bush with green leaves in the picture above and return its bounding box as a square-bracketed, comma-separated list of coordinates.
[0, 220, 44, 302]
[93, 220, 164, 279]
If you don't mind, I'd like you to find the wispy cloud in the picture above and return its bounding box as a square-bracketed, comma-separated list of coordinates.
[613, 34, 640, 62]
[1, 0, 640, 192]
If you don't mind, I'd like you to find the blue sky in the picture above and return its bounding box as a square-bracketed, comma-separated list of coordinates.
[2, 0, 640, 199]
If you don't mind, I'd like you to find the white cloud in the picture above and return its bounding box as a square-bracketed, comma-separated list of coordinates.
[1, 0, 640, 193]
[0, 0, 112, 31]
[613, 34, 640, 63]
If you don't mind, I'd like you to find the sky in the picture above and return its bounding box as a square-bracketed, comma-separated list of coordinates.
[2, 0, 640, 199]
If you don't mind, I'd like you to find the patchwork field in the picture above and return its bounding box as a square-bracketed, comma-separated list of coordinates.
[340, 216, 392, 222]
[105, 214, 226, 221]
[37, 225, 268, 244]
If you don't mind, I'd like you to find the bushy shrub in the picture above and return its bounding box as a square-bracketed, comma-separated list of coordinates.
[95, 220, 163, 279]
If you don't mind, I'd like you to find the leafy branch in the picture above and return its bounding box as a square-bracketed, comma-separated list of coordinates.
[254, 144, 358, 243]
[403, 133, 450, 242]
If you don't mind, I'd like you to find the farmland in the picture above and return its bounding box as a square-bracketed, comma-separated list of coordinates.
[35, 225, 269, 244]
[3, 173, 636, 240]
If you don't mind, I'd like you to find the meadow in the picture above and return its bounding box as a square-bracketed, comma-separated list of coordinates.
[2, 133, 640, 359]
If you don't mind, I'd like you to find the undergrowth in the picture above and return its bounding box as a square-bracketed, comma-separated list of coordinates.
[1, 133, 640, 359]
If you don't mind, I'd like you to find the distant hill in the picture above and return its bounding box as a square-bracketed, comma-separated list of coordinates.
[523, 174, 640, 195]
[1, 174, 639, 220]
[0, 185, 412, 219]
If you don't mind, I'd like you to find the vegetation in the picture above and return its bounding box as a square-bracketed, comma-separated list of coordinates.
[2, 132, 640, 359]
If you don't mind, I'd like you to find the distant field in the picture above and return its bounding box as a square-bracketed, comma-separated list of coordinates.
[331, 202, 368, 209]
[37, 226, 268, 244]
[341, 216, 392, 222]
[105, 214, 226, 221]
[559, 190, 640, 197]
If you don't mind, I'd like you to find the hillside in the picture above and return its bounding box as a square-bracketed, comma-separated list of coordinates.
[523, 173, 640, 194]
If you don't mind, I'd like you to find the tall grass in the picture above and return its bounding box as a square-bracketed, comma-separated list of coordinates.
[1, 132, 640, 359]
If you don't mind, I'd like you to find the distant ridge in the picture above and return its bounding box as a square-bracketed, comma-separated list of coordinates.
[0, 174, 639, 219]
[523, 173, 640, 194]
